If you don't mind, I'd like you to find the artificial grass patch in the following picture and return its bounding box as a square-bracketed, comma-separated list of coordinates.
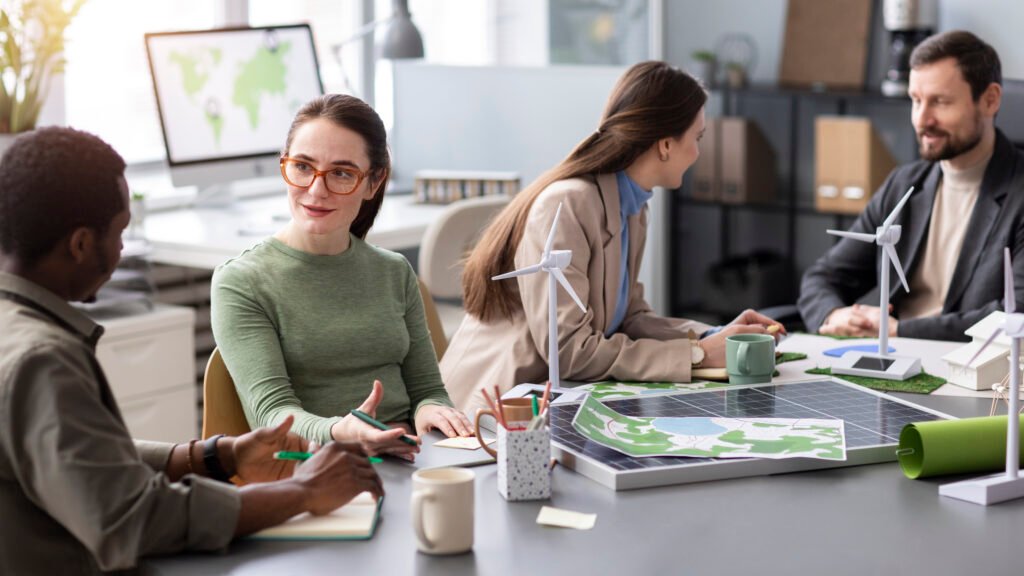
[805, 367, 945, 394]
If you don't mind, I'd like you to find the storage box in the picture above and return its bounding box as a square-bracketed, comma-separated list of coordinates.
[414, 170, 520, 204]
[815, 117, 896, 214]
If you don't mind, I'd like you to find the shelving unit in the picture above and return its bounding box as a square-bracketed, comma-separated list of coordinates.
[670, 83, 917, 322]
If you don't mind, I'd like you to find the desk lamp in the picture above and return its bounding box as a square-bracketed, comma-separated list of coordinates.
[826, 186, 922, 381]
[940, 248, 1024, 505]
[491, 203, 587, 389]
[332, 0, 424, 62]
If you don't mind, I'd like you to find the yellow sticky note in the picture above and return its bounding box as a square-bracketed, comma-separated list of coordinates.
[434, 436, 494, 450]
[536, 506, 596, 530]
[767, 324, 781, 334]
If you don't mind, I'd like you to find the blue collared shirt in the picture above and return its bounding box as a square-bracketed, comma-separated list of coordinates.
[606, 171, 653, 336]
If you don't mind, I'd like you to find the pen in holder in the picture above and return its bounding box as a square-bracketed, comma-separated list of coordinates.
[475, 388, 552, 501]
[495, 423, 551, 501]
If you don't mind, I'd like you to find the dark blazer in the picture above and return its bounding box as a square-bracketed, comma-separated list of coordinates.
[799, 129, 1024, 341]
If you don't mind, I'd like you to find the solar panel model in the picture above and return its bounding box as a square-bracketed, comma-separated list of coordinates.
[550, 379, 952, 490]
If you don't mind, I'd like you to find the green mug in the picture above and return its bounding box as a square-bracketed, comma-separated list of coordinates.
[726, 334, 775, 384]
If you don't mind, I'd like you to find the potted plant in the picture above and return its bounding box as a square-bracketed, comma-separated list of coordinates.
[689, 50, 717, 87]
[0, 0, 85, 152]
[725, 62, 748, 89]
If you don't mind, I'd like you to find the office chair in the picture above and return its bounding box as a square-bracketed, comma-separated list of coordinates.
[417, 278, 449, 360]
[201, 347, 251, 439]
[418, 195, 512, 339]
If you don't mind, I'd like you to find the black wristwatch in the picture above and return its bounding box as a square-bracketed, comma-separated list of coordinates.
[202, 434, 231, 482]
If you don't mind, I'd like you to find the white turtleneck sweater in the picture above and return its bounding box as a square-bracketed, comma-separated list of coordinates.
[901, 148, 993, 319]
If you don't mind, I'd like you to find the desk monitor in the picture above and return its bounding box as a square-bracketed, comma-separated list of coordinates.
[145, 25, 324, 201]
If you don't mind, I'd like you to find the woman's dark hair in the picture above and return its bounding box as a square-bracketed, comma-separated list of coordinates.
[462, 61, 707, 322]
[282, 94, 391, 239]
[0, 126, 126, 266]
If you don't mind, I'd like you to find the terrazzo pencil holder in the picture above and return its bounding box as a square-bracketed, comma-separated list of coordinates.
[497, 426, 551, 501]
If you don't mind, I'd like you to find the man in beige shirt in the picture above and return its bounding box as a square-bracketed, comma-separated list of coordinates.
[0, 127, 383, 574]
[799, 31, 1024, 341]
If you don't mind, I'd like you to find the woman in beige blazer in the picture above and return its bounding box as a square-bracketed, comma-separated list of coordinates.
[441, 62, 783, 413]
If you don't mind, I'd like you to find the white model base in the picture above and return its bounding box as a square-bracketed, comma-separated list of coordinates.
[939, 471, 1024, 505]
[833, 352, 921, 381]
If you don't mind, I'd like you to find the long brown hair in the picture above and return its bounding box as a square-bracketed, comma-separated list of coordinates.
[282, 94, 391, 239]
[462, 61, 707, 322]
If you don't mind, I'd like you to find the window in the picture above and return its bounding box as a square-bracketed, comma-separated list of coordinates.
[64, 0, 217, 164]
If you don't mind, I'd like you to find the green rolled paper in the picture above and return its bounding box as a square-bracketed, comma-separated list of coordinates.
[898, 415, 1024, 479]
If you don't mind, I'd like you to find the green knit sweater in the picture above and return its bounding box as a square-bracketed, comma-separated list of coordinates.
[211, 236, 451, 443]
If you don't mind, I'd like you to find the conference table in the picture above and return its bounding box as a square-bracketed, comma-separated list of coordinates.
[142, 335, 1022, 576]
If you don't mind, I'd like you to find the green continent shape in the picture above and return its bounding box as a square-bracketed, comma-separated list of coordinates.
[233, 42, 292, 129]
[168, 51, 209, 99]
[573, 396, 740, 456]
[206, 112, 224, 146]
[717, 428, 843, 460]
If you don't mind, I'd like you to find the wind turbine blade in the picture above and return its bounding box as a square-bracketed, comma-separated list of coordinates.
[491, 263, 543, 280]
[550, 268, 586, 312]
[967, 328, 1003, 367]
[826, 230, 877, 243]
[880, 186, 915, 236]
[543, 202, 564, 259]
[885, 244, 910, 293]
[1005, 247, 1016, 314]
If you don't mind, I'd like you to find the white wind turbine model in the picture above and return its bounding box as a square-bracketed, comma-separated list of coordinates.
[492, 202, 587, 389]
[940, 247, 1024, 505]
[828, 186, 922, 381]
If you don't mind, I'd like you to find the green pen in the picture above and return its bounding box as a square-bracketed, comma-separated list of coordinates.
[350, 409, 419, 446]
[532, 395, 539, 416]
[274, 451, 383, 464]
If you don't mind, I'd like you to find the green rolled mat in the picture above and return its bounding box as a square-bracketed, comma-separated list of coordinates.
[897, 415, 1024, 479]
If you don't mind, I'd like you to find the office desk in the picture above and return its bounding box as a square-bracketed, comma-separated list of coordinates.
[143, 338, 1020, 576]
[141, 193, 446, 270]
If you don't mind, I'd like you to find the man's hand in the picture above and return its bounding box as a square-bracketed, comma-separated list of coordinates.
[415, 405, 473, 437]
[293, 442, 384, 516]
[820, 304, 897, 337]
[232, 415, 308, 483]
[331, 380, 421, 461]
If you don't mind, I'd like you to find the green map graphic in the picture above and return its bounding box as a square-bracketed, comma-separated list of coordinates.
[572, 394, 846, 460]
[233, 42, 291, 129]
[166, 42, 292, 147]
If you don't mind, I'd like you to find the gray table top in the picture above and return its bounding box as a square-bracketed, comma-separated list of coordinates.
[142, 393, 1022, 576]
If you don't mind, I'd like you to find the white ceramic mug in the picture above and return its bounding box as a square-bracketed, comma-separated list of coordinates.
[410, 467, 475, 555]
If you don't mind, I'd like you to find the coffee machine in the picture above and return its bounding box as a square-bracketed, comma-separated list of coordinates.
[881, 0, 938, 97]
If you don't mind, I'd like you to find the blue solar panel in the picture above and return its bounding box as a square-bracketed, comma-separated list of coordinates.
[549, 379, 950, 489]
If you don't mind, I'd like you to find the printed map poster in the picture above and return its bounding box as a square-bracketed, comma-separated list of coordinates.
[572, 394, 847, 461]
[147, 27, 322, 163]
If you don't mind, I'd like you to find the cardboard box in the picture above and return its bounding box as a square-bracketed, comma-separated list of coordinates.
[815, 117, 896, 214]
[719, 118, 776, 205]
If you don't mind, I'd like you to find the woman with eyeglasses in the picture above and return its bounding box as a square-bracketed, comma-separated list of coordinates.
[211, 94, 471, 460]
[441, 61, 784, 414]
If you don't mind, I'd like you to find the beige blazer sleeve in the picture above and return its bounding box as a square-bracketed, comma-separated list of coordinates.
[514, 182, 700, 383]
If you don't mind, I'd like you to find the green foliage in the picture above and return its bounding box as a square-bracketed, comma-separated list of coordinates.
[0, 0, 85, 133]
[691, 49, 715, 62]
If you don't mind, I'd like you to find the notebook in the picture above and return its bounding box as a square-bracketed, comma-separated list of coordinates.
[250, 492, 383, 540]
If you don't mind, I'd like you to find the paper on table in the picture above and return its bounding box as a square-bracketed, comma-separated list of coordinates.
[434, 436, 495, 450]
[250, 492, 381, 540]
[572, 394, 847, 460]
[898, 415, 1024, 479]
[536, 506, 596, 530]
